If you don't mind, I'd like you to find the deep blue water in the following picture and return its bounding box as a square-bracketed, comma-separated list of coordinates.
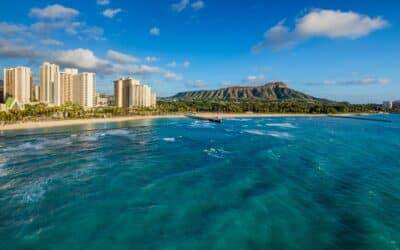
[0, 115, 399, 250]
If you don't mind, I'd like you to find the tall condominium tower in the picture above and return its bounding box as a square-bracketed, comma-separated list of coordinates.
[60, 68, 78, 104]
[40, 62, 61, 106]
[72, 73, 96, 108]
[3, 67, 32, 104]
[114, 77, 156, 108]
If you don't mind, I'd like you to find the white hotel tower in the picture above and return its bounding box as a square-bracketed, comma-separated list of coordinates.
[40, 62, 61, 106]
[3, 67, 32, 104]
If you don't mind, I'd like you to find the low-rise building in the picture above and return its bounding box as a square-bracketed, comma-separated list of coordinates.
[95, 93, 110, 107]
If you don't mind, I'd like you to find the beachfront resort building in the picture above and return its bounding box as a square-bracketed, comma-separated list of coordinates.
[3, 67, 32, 105]
[60, 68, 78, 104]
[114, 78, 156, 108]
[40, 62, 61, 106]
[72, 72, 96, 108]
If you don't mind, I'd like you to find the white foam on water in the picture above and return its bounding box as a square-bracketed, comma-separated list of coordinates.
[18, 178, 50, 204]
[243, 129, 266, 136]
[267, 131, 292, 139]
[227, 118, 252, 121]
[266, 123, 297, 129]
[17, 142, 45, 151]
[104, 129, 131, 136]
[190, 121, 215, 128]
[0, 162, 8, 177]
[163, 137, 176, 142]
[203, 148, 229, 159]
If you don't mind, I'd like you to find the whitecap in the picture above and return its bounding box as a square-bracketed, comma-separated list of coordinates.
[204, 148, 229, 159]
[104, 129, 130, 136]
[266, 123, 297, 129]
[227, 118, 252, 121]
[267, 131, 292, 139]
[163, 137, 175, 142]
[243, 129, 266, 136]
[190, 121, 215, 128]
[17, 178, 50, 204]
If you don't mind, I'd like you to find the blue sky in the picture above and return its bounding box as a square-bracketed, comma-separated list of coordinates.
[0, 0, 399, 103]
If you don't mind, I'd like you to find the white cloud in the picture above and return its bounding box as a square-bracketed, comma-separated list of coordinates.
[164, 72, 184, 81]
[243, 75, 266, 85]
[40, 39, 63, 46]
[185, 80, 207, 88]
[191, 1, 205, 11]
[253, 9, 389, 52]
[220, 82, 235, 87]
[107, 50, 139, 64]
[149, 26, 160, 36]
[102, 8, 122, 18]
[296, 10, 389, 39]
[167, 61, 190, 68]
[167, 61, 177, 68]
[183, 61, 191, 68]
[0, 22, 26, 35]
[322, 77, 391, 86]
[114, 64, 162, 76]
[0, 39, 39, 58]
[145, 56, 160, 62]
[97, 0, 110, 5]
[30, 4, 79, 20]
[82, 26, 105, 41]
[51, 48, 110, 72]
[31, 21, 81, 35]
[172, 0, 189, 12]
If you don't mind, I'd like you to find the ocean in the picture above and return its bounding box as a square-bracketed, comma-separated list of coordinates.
[0, 115, 399, 249]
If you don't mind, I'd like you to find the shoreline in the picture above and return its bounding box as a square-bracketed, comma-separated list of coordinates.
[0, 112, 372, 132]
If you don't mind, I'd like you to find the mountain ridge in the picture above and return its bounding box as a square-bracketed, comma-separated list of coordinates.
[170, 82, 329, 102]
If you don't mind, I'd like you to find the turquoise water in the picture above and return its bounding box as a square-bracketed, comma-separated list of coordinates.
[0, 115, 399, 250]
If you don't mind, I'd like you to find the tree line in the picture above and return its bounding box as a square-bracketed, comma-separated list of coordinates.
[0, 100, 396, 124]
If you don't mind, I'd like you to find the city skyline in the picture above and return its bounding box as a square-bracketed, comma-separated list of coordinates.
[0, 1, 399, 103]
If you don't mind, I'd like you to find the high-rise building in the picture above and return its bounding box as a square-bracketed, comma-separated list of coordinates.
[3, 67, 32, 104]
[60, 68, 78, 104]
[40, 62, 61, 106]
[32, 85, 40, 102]
[0, 80, 3, 103]
[114, 78, 156, 108]
[72, 73, 96, 108]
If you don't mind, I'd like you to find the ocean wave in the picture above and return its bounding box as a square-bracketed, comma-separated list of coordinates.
[163, 137, 176, 142]
[103, 129, 131, 136]
[266, 123, 297, 128]
[190, 121, 215, 128]
[17, 178, 50, 204]
[267, 131, 292, 139]
[243, 129, 266, 135]
[227, 118, 252, 121]
[204, 148, 229, 159]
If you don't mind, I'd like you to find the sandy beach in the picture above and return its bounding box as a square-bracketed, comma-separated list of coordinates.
[0, 113, 364, 132]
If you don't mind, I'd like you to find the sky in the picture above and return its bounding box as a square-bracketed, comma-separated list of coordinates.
[0, 0, 399, 103]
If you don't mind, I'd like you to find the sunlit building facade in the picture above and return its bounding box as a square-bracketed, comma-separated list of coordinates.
[3, 67, 32, 104]
[72, 73, 96, 108]
[40, 62, 61, 106]
[114, 78, 156, 108]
